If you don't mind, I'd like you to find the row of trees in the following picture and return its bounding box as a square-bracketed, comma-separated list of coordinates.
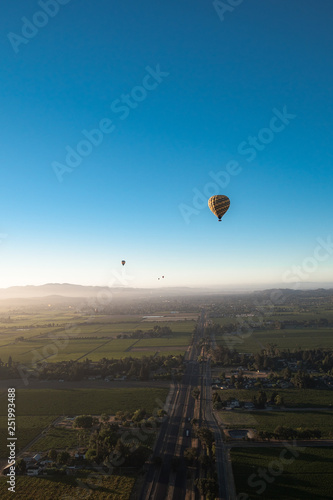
[259, 425, 322, 441]
[212, 390, 284, 409]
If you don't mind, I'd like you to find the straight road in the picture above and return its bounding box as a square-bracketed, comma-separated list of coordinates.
[139, 310, 234, 500]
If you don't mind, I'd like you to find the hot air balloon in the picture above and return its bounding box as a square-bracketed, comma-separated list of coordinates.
[208, 195, 230, 221]
[121, 260, 126, 266]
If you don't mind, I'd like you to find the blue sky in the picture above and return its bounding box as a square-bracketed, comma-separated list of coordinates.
[1, 0, 332, 289]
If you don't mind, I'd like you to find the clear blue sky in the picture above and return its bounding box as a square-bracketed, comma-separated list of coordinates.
[1, 0, 332, 289]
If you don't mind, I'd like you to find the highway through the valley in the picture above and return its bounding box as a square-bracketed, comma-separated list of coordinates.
[138, 312, 232, 500]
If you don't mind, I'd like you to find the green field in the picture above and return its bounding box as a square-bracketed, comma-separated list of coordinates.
[0, 388, 168, 417]
[0, 388, 168, 458]
[216, 327, 333, 352]
[0, 415, 55, 458]
[29, 427, 83, 452]
[231, 447, 333, 499]
[1, 317, 192, 365]
[217, 388, 333, 408]
[218, 410, 333, 438]
[0, 473, 136, 500]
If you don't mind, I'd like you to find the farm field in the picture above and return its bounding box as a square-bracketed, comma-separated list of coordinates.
[28, 427, 84, 452]
[1, 317, 193, 365]
[218, 410, 333, 438]
[216, 388, 333, 408]
[0, 388, 169, 417]
[0, 388, 168, 458]
[0, 473, 136, 499]
[0, 415, 55, 459]
[216, 327, 333, 352]
[231, 447, 333, 499]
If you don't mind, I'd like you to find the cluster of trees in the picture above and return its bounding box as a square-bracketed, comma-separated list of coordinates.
[0, 356, 18, 380]
[212, 390, 284, 409]
[125, 325, 173, 339]
[209, 343, 333, 377]
[34, 353, 184, 382]
[77, 409, 163, 467]
[0, 352, 185, 381]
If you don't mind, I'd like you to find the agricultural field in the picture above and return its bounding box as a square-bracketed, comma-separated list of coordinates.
[218, 410, 333, 438]
[0, 473, 136, 500]
[216, 327, 333, 352]
[0, 415, 55, 459]
[28, 427, 84, 452]
[231, 447, 333, 499]
[0, 313, 193, 366]
[0, 388, 168, 458]
[0, 388, 169, 416]
[216, 388, 333, 408]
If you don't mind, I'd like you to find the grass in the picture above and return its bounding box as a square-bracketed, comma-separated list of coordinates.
[0, 388, 169, 417]
[28, 427, 83, 452]
[218, 410, 333, 438]
[216, 316, 333, 353]
[231, 447, 333, 499]
[0, 473, 136, 500]
[216, 327, 333, 352]
[217, 388, 333, 408]
[0, 415, 55, 458]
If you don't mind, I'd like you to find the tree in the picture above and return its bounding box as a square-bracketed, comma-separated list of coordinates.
[257, 391, 267, 409]
[139, 364, 150, 381]
[198, 453, 214, 471]
[48, 449, 57, 461]
[195, 478, 219, 500]
[184, 447, 197, 465]
[74, 415, 93, 429]
[191, 387, 200, 400]
[101, 413, 109, 424]
[274, 394, 284, 406]
[85, 448, 98, 462]
[212, 392, 221, 404]
[57, 451, 71, 465]
[195, 427, 214, 455]
[132, 408, 146, 423]
[16, 458, 26, 474]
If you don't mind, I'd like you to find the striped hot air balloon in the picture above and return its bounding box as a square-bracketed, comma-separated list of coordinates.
[208, 195, 230, 221]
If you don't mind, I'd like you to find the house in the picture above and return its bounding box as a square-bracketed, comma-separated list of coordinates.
[26, 466, 41, 476]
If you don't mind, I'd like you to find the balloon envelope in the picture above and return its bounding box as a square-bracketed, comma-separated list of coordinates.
[121, 260, 126, 266]
[208, 195, 230, 221]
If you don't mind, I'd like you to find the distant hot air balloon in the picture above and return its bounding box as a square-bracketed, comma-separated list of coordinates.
[162, 276, 164, 279]
[121, 260, 126, 266]
[208, 195, 230, 221]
